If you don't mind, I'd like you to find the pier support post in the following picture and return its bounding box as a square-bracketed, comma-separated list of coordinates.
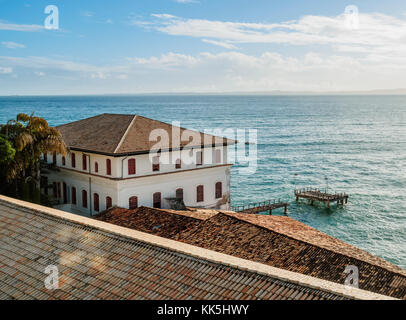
[284, 205, 287, 214]
[269, 209, 272, 215]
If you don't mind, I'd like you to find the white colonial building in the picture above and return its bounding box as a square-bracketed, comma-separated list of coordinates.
[41, 114, 235, 216]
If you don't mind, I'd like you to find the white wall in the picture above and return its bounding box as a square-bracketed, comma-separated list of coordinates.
[117, 165, 230, 210]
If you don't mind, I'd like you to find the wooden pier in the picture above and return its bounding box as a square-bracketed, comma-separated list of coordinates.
[294, 188, 348, 208]
[231, 199, 289, 215]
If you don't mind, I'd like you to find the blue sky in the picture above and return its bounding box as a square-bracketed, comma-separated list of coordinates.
[1, 0, 406, 94]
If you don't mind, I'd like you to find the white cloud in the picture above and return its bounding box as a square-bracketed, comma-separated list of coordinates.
[0, 67, 13, 74]
[138, 12, 406, 59]
[202, 39, 238, 49]
[2, 41, 26, 49]
[0, 21, 43, 32]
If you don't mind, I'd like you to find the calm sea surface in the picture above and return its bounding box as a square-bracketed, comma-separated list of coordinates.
[1, 95, 405, 268]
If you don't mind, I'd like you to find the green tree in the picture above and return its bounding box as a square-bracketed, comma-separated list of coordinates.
[0, 113, 67, 202]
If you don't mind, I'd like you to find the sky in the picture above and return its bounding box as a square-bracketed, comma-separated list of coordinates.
[1, 0, 406, 95]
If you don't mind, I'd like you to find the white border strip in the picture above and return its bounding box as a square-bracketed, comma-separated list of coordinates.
[113, 115, 137, 154]
[0, 195, 397, 300]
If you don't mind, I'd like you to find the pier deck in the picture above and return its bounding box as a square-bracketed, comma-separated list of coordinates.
[231, 199, 289, 215]
[294, 188, 348, 208]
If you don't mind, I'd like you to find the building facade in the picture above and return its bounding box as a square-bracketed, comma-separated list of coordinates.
[42, 114, 235, 216]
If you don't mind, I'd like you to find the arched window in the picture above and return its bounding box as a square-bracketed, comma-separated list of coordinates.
[129, 196, 138, 210]
[176, 188, 183, 200]
[197, 185, 204, 202]
[94, 193, 99, 212]
[82, 190, 87, 208]
[71, 187, 77, 205]
[106, 196, 112, 209]
[82, 154, 87, 171]
[106, 159, 111, 175]
[94, 161, 99, 173]
[215, 149, 221, 164]
[175, 158, 181, 169]
[71, 153, 76, 168]
[152, 156, 160, 172]
[215, 182, 222, 199]
[196, 151, 203, 166]
[53, 151, 57, 164]
[62, 156, 66, 166]
[153, 192, 161, 208]
[128, 158, 136, 175]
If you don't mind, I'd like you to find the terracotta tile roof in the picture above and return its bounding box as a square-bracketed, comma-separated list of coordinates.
[0, 199, 347, 300]
[95, 207, 406, 299]
[56, 114, 235, 155]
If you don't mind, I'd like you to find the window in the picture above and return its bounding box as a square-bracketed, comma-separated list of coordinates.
[53, 151, 57, 164]
[94, 193, 99, 212]
[153, 192, 161, 208]
[94, 161, 98, 173]
[196, 151, 203, 166]
[175, 158, 181, 169]
[197, 185, 204, 202]
[106, 159, 111, 175]
[71, 187, 77, 205]
[62, 156, 66, 166]
[43, 153, 47, 162]
[152, 156, 160, 172]
[106, 196, 112, 209]
[82, 154, 87, 171]
[71, 153, 76, 168]
[215, 149, 221, 164]
[129, 196, 138, 210]
[82, 190, 87, 208]
[63, 182, 67, 204]
[215, 182, 222, 199]
[53, 182, 57, 197]
[176, 188, 183, 200]
[57, 182, 61, 198]
[43, 177, 48, 195]
[128, 158, 136, 175]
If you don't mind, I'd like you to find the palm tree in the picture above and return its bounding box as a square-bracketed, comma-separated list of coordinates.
[0, 113, 67, 202]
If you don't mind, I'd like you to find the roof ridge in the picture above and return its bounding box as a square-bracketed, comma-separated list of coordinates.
[217, 212, 406, 277]
[113, 115, 137, 153]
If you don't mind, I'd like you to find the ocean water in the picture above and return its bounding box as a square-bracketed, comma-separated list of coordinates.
[0, 95, 405, 269]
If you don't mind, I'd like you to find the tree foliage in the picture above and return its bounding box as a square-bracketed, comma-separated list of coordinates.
[0, 113, 67, 202]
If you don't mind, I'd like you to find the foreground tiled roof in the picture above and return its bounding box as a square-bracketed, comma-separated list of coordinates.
[56, 114, 235, 155]
[0, 197, 360, 300]
[95, 206, 406, 299]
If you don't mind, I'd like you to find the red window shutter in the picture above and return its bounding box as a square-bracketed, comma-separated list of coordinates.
[152, 156, 160, 172]
[106, 159, 111, 175]
[215, 182, 222, 199]
[215, 149, 221, 164]
[106, 196, 112, 209]
[71, 187, 76, 205]
[95, 162, 98, 173]
[153, 192, 161, 208]
[196, 151, 203, 166]
[62, 156, 66, 166]
[71, 153, 76, 168]
[82, 154, 87, 171]
[128, 158, 136, 175]
[82, 190, 87, 208]
[175, 158, 181, 169]
[197, 185, 204, 202]
[94, 193, 99, 212]
[53, 152, 57, 164]
[129, 196, 138, 210]
[176, 188, 183, 200]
